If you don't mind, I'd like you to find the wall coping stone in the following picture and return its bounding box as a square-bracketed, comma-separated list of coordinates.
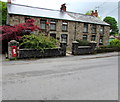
[72, 41, 79, 43]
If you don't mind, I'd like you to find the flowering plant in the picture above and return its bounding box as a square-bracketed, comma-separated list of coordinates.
[0, 18, 40, 52]
[0, 18, 40, 41]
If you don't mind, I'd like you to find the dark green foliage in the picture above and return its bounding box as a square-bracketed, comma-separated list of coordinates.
[96, 47, 119, 53]
[99, 45, 111, 48]
[0, 1, 7, 25]
[76, 40, 90, 46]
[103, 16, 119, 35]
[96, 39, 120, 53]
[20, 34, 59, 49]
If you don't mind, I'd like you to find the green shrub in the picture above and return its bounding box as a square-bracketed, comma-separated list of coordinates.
[76, 40, 90, 46]
[20, 34, 59, 49]
[96, 47, 118, 53]
[96, 42, 120, 53]
[109, 39, 120, 48]
[99, 45, 112, 48]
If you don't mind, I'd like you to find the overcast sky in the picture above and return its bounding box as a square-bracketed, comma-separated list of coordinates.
[1, 0, 119, 22]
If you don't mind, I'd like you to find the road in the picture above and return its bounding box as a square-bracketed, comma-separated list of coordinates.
[2, 52, 118, 100]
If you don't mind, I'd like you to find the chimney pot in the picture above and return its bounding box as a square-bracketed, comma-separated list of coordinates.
[95, 10, 98, 17]
[60, 3, 66, 12]
[91, 11, 94, 16]
[8, 0, 11, 3]
[91, 10, 98, 17]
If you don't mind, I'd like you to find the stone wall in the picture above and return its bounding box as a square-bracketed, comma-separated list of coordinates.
[8, 40, 67, 59]
[18, 48, 65, 59]
[18, 42, 66, 59]
[72, 41, 97, 55]
[9, 14, 110, 50]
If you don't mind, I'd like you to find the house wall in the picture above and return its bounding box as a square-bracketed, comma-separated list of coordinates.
[9, 14, 110, 50]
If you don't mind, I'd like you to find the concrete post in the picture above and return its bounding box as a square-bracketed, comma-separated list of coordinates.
[72, 41, 79, 55]
[60, 41, 67, 56]
[8, 40, 19, 59]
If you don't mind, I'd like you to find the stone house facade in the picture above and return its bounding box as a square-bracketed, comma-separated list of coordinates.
[7, 3, 110, 50]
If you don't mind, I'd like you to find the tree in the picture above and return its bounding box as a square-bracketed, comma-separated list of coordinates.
[0, 18, 40, 53]
[85, 10, 93, 16]
[0, 1, 7, 25]
[103, 16, 119, 35]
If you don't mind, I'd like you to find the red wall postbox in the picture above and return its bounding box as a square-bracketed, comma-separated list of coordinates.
[11, 46, 17, 57]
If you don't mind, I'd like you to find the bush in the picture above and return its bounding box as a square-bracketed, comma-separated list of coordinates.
[20, 34, 59, 50]
[76, 40, 90, 46]
[99, 45, 111, 48]
[109, 39, 120, 48]
[1, 18, 40, 53]
[96, 40, 120, 53]
[96, 47, 119, 53]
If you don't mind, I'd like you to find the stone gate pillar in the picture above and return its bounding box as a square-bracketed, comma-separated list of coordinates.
[60, 41, 67, 56]
[90, 41, 97, 49]
[8, 40, 19, 59]
[72, 41, 79, 55]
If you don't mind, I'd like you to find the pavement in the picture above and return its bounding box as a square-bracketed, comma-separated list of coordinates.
[2, 52, 119, 100]
[1, 52, 119, 66]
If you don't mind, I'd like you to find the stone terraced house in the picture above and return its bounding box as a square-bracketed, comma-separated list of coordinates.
[7, 2, 110, 49]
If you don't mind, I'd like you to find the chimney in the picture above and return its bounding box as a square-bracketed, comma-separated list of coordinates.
[60, 3, 66, 12]
[91, 10, 98, 17]
[95, 10, 98, 17]
[91, 11, 94, 16]
[7, 0, 11, 4]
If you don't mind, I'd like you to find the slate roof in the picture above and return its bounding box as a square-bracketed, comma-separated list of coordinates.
[7, 3, 109, 26]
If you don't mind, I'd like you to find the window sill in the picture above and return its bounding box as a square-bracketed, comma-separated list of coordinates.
[62, 30, 68, 32]
[83, 32, 89, 33]
[41, 29, 46, 30]
[92, 33, 97, 34]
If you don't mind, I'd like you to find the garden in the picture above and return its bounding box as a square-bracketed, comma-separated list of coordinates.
[0, 18, 120, 59]
[96, 39, 120, 53]
[0, 19, 59, 53]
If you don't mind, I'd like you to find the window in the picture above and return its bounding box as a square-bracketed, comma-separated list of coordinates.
[40, 20, 46, 29]
[92, 24, 97, 33]
[50, 21, 56, 31]
[91, 35, 96, 41]
[99, 36, 103, 45]
[83, 35, 88, 40]
[83, 23, 88, 33]
[100, 26, 104, 34]
[61, 34, 68, 43]
[50, 33, 56, 39]
[62, 22, 68, 32]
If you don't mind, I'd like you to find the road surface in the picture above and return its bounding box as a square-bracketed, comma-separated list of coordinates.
[2, 52, 118, 100]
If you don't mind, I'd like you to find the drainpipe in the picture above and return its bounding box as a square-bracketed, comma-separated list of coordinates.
[74, 22, 77, 41]
[6, 0, 11, 25]
[6, 11, 10, 25]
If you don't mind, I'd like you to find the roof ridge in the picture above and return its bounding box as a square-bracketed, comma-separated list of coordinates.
[9, 3, 60, 12]
[67, 11, 97, 18]
[9, 3, 89, 16]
